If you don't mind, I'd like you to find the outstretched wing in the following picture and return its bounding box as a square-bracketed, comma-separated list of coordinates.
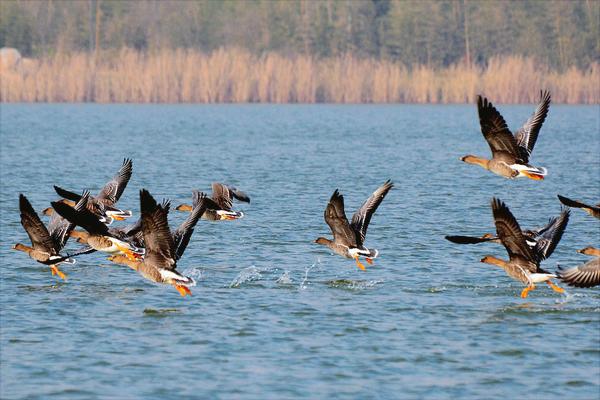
[97, 158, 133, 205]
[49, 191, 90, 251]
[51, 200, 109, 236]
[515, 90, 550, 161]
[19, 194, 55, 253]
[211, 182, 233, 210]
[491, 198, 537, 270]
[227, 185, 250, 203]
[557, 195, 600, 217]
[350, 180, 393, 247]
[140, 189, 176, 269]
[477, 95, 522, 161]
[54, 185, 83, 202]
[172, 191, 207, 260]
[531, 207, 569, 260]
[558, 258, 600, 288]
[324, 190, 357, 247]
[445, 235, 498, 244]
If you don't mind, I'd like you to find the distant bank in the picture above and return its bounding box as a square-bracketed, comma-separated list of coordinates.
[1, 48, 598, 104]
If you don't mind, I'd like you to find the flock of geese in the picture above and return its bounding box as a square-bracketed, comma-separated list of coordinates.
[12, 91, 599, 297]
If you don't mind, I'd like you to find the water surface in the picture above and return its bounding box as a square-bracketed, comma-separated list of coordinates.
[1, 104, 599, 399]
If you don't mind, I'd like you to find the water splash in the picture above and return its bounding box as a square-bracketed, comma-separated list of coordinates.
[276, 270, 293, 285]
[299, 259, 320, 291]
[183, 267, 203, 286]
[229, 266, 262, 288]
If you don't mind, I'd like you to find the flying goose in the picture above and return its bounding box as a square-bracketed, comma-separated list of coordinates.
[446, 207, 570, 260]
[314, 180, 393, 270]
[557, 195, 600, 219]
[51, 197, 143, 261]
[480, 198, 565, 298]
[13, 193, 94, 280]
[176, 182, 249, 220]
[461, 91, 550, 180]
[557, 247, 600, 288]
[47, 158, 133, 224]
[107, 189, 205, 296]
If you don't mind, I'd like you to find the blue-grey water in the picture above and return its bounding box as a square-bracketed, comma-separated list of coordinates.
[1, 104, 599, 399]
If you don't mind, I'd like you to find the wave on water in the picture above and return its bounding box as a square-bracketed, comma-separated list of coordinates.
[325, 279, 383, 290]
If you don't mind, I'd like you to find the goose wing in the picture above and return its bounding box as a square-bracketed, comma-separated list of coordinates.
[51, 200, 109, 236]
[491, 198, 537, 271]
[477, 95, 522, 161]
[324, 190, 357, 247]
[445, 235, 497, 244]
[140, 189, 176, 270]
[557, 195, 600, 216]
[172, 191, 207, 260]
[211, 182, 233, 210]
[515, 90, 550, 161]
[97, 158, 133, 205]
[48, 191, 90, 251]
[227, 185, 250, 203]
[54, 185, 83, 202]
[350, 180, 393, 247]
[531, 208, 569, 260]
[19, 194, 55, 253]
[558, 258, 600, 288]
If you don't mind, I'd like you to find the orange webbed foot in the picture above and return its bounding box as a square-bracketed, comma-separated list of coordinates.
[546, 280, 565, 294]
[353, 257, 366, 271]
[366, 258, 374, 265]
[50, 265, 67, 280]
[520, 285, 535, 298]
[175, 285, 192, 297]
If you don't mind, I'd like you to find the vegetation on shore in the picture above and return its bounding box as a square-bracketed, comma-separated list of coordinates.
[1, 49, 598, 103]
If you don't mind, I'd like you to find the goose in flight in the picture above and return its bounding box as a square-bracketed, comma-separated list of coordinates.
[461, 91, 550, 180]
[176, 182, 249, 220]
[13, 193, 94, 280]
[47, 158, 133, 224]
[107, 189, 205, 296]
[51, 196, 143, 261]
[557, 247, 600, 288]
[446, 207, 569, 261]
[315, 180, 393, 270]
[480, 198, 565, 298]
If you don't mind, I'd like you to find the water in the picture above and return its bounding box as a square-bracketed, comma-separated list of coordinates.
[1, 104, 599, 399]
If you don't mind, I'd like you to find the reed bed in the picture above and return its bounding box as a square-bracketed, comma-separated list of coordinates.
[1, 48, 598, 103]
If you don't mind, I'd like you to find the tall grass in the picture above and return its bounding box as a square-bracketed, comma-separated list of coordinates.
[1, 48, 598, 103]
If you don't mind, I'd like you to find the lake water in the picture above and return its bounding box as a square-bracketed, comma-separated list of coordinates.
[1, 104, 598, 399]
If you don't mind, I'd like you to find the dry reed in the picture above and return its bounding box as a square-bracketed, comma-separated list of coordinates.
[1, 48, 598, 103]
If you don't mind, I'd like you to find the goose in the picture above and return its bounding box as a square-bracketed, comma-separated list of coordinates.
[13, 193, 94, 280]
[315, 180, 393, 270]
[107, 189, 205, 296]
[446, 207, 569, 260]
[480, 198, 565, 298]
[51, 197, 143, 261]
[557, 247, 600, 288]
[46, 158, 133, 224]
[176, 182, 249, 220]
[461, 91, 550, 180]
[557, 195, 600, 219]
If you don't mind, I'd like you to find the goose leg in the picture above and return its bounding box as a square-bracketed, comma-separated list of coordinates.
[353, 256, 366, 271]
[546, 280, 565, 294]
[366, 258, 374, 265]
[50, 265, 67, 280]
[520, 284, 535, 298]
[174, 284, 192, 297]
